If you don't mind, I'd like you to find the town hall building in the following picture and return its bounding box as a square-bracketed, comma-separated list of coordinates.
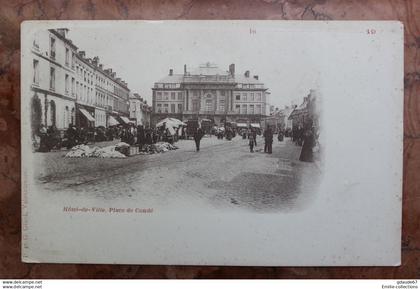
[151, 63, 270, 126]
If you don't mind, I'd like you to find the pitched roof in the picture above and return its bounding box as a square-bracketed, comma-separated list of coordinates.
[156, 74, 184, 83]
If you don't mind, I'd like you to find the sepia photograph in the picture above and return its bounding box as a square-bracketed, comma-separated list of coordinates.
[21, 21, 403, 266]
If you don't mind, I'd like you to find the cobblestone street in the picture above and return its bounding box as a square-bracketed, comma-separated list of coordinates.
[34, 136, 321, 213]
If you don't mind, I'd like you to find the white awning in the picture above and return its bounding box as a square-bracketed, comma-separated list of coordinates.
[79, 108, 95, 122]
[108, 115, 120, 126]
[237, 123, 248, 128]
[119, 116, 131, 124]
[251, 123, 261, 128]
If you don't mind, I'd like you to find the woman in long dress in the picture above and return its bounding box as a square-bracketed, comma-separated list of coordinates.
[299, 128, 315, 162]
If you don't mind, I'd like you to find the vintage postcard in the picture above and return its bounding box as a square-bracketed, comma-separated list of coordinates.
[21, 20, 403, 265]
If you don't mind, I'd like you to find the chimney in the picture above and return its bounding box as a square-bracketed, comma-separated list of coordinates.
[111, 72, 116, 78]
[99, 64, 103, 70]
[169, 69, 173, 76]
[78, 51, 85, 58]
[56, 28, 69, 37]
[253, 75, 259, 80]
[116, 77, 121, 82]
[92, 56, 99, 66]
[244, 70, 250, 78]
[229, 64, 235, 76]
[184, 64, 187, 75]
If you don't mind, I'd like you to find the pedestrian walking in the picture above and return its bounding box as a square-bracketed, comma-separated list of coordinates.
[263, 125, 273, 154]
[251, 128, 257, 147]
[277, 129, 284, 142]
[66, 124, 77, 149]
[249, 135, 255, 152]
[193, 126, 204, 152]
[38, 124, 49, 152]
[299, 126, 315, 162]
[137, 125, 145, 150]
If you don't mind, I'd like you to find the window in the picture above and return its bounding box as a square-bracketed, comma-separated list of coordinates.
[236, 94, 240, 100]
[33, 38, 39, 50]
[192, 99, 199, 111]
[256, 104, 261, 114]
[249, 104, 254, 114]
[157, 103, 162, 112]
[256, 92, 262, 101]
[220, 90, 226, 96]
[171, 92, 176, 100]
[250, 93, 254, 101]
[49, 100, 56, 126]
[235, 104, 240, 113]
[242, 104, 247, 114]
[177, 103, 182, 112]
[242, 92, 247, 101]
[219, 99, 225, 112]
[177, 92, 182, 100]
[64, 106, 69, 128]
[49, 67, 55, 90]
[205, 99, 212, 111]
[84, 71, 86, 82]
[71, 108, 75, 125]
[50, 37, 56, 59]
[171, 103, 175, 113]
[164, 103, 169, 113]
[71, 52, 75, 69]
[65, 48, 69, 66]
[71, 78, 75, 95]
[164, 92, 169, 100]
[65, 74, 69, 93]
[237, 84, 242, 88]
[33, 60, 39, 84]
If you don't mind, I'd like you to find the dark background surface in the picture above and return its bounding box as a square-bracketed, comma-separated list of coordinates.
[0, 0, 419, 279]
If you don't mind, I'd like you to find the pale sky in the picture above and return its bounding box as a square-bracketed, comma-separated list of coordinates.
[64, 21, 321, 108]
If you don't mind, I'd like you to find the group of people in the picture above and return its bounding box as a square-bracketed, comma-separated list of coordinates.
[36, 124, 62, 152]
[121, 125, 170, 148]
[241, 126, 274, 154]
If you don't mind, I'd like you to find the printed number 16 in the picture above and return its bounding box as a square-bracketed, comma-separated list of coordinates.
[367, 29, 376, 34]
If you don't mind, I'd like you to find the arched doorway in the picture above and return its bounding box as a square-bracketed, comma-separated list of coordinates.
[49, 100, 56, 127]
[31, 94, 42, 136]
[71, 108, 75, 125]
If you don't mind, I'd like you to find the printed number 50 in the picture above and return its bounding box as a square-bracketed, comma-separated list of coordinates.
[367, 29, 376, 34]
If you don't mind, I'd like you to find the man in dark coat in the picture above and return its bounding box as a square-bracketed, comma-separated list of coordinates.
[193, 126, 204, 152]
[263, 126, 274, 154]
[66, 124, 77, 149]
[137, 125, 145, 149]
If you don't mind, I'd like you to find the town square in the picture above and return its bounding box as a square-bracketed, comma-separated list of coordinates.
[26, 27, 322, 212]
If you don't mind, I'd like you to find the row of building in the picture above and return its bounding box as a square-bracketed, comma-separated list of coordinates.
[151, 62, 271, 126]
[28, 28, 151, 139]
[263, 89, 320, 133]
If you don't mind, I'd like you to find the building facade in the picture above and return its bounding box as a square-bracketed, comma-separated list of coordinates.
[29, 28, 78, 136]
[129, 92, 152, 127]
[151, 63, 270, 126]
[288, 89, 320, 130]
[93, 58, 130, 127]
[75, 50, 97, 128]
[28, 28, 131, 141]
